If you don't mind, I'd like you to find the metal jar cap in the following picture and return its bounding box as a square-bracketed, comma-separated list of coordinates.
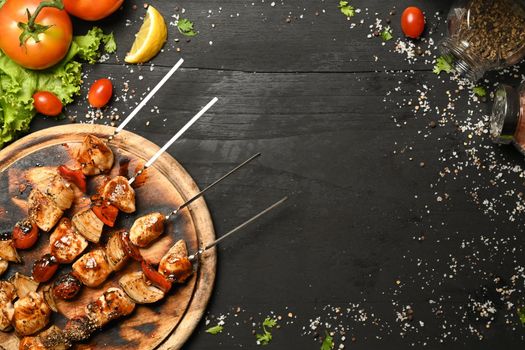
[490, 84, 520, 144]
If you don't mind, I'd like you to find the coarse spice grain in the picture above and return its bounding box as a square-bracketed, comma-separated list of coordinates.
[448, 0, 525, 65]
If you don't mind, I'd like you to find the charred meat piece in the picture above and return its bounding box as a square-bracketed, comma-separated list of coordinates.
[77, 135, 114, 176]
[129, 212, 165, 247]
[101, 176, 136, 213]
[28, 189, 63, 232]
[13, 292, 51, 336]
[159, 240, 194, 283]
[105, 232, 128, 271]
[50, 218, 89, 264]
[63, 315, 98, 343]
[53, 273, 82, 300]
[20, 325, 71, 350]
[0, 281, 16, 332]
[84, 287, 135, 328]
[71, 208, 104, 243]
[72, 248, 112, 288]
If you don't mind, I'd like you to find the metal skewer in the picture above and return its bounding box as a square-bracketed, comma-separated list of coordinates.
[188, 196, 288, 261]
[108, 58, 185, 141]
[166, 153, 262, 220]
[128, 97, 219, 185]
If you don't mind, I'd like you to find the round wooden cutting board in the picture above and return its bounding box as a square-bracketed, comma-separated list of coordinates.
[0, 124, 216, 350]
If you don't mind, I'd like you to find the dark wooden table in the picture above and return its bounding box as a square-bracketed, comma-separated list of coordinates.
[27, 0, 525, 348]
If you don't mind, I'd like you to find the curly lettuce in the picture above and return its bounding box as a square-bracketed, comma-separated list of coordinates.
[0, 27, 116, 148]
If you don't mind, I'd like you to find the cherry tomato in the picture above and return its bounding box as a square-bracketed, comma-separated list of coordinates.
[58, 165, 87, 192]
[0, 0, 72, 70]
[12, 219, 39, 250]
[33, 91, 63, 117]
[401, 7, 425, 39]
[141, 261, 172, 293]
[92, 204, 119, 227]
[53, 273, 82, 300]
[120, 231, 143, 262]
[88, 78, 113, 108]
[32, 254, 59, 282]
[63, 0, 123, 21]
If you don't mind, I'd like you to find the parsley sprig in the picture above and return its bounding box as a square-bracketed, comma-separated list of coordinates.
[205, 324, 224, 335]
[472, 86, 487, 97]
[433, 55, 454, 75]
[320, 331, 334, 350]
[381, 27, 393, 41]
[255, 317, 278, 345]
[338, 1, 355, 17]
[177, 18, 197, 37]
[517, 307, 525, 325]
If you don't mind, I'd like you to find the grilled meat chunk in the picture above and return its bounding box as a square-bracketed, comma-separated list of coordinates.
[71, 208, 104, 243]
[105, 232, 128, 271]
[77, 135, 114, 176]
[72, 248, 112, 288]
[50, 218, 89, 264]
[129, 212, 165, 247]
[28, 189, 63, 232]
[63, 315, 98, 343]
[85, 287, 135, 328]
[13, 292, 51, 336]
[0, 281, 16, 332]
[159, 240, 193, 283]
[20, 325, 71, 350]
[101, 176, 135, 213]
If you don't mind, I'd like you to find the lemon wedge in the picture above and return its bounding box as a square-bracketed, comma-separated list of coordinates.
[125, 6, 167, 64]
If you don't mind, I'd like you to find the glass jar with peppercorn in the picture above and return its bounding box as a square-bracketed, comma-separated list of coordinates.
[490, 83, 525, 153]
[440, 0, 525, 81]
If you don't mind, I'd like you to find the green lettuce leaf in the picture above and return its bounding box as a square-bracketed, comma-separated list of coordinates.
[0, 27, 116, 148]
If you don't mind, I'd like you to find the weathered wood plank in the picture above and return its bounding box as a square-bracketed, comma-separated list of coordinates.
[72, 0, 454, 72]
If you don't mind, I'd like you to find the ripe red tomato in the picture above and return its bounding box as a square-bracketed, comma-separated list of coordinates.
[12, 219, 39, 250]
[32, 254, 59, 282]
[401, 7, 425, 39]
[33, 91, 63, 116]
[63, 0, 124, 21]
[0, 0, 72, 70]
[88, 78, 113, 108]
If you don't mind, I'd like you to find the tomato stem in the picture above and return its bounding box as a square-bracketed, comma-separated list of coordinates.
[18, 0, 64, 46]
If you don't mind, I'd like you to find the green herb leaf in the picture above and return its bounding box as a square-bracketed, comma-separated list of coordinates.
[381, 28, 393, 41]
[338, 1, 355, 17]
[518, 307, 525, 325]
[205, 324, 223, 335]
[262, 317, 277, 328]
[433, 55, 454, 75]
[321, 331, 334, 350]
[255, 317, 278, 345]
[256, 331, 272, 345]
[473, 86, 487, 97]
[177, 18, 198, 37]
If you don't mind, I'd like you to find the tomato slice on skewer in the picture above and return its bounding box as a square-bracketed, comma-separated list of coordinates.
[32, 254, 59, 283]
[12, 219, 39, 250]
[120, 231, 143, 262]
[92, 204, 119, 227]
[58, 165, 87, 192]
[141, 261, 172, 293]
